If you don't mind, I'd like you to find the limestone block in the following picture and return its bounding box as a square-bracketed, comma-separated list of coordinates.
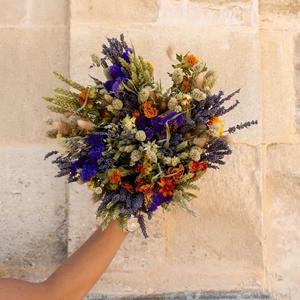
[265, 143, 300, 300]
[71, 0, 159, 24]
[295, 33, 300, 134]
[162, 143, 263, 291]
[28, 0, 69, 26]
[260, 29, 297, 143]
[0, 145, 67, 281]
[0, 0, 27, 26]
[70, 25, 261, 145]
[159, 0, 258, 27]
[0, 27, 68, 144]
[260, 0, 300, 15]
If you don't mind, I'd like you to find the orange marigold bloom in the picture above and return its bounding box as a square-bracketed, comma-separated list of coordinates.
[142, 100, 158, 119]
[109, 169, 122, 184]
[185, 54, 199, 67]
[181, 79, 191, 92]
[136, 184, 153, 194]
[189, 161, 208, 173]
[135, 176, 145, 185]
[122, 182, 134, 193]
[79, 88, 91, 106]
[132, 110, 140, 118]
[157, 178, 176, 197]
[208, 116, 224, 136]
[167, 164, 185, 180]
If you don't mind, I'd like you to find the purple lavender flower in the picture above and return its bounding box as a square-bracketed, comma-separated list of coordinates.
[87, 133, 106, 147]
[88, 144, 104, 159]
[121, 47, 133, 63]
[108, 64, 126, 79]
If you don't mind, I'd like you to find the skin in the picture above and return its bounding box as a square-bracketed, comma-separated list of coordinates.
[0, 219, 128, 300]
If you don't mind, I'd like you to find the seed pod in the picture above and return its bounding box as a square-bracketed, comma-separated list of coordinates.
[77, 119, 94, 131]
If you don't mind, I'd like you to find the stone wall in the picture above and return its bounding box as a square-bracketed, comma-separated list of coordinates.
[0, 1, 299, 299]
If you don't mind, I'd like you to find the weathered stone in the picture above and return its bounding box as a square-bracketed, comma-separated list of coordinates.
[265, 143, 300, 300]
[0, 145, 67, 281]
[86, 289, 271, 300]
[295, 33, 300, 135]
[0, 0, 27, 25]
[28, 0, 69, 26]
[0, 27, 68, 144]
[71, 0, 159, 24]
[260, 0, 300, 15]
[70, 25, 261, 145]
[260, 29, 297, 143]
[159, 0, 258, 26]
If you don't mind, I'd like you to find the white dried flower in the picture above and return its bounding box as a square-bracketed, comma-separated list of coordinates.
[189, 147, 203, 161]
[138, 86, 151, 103]
[174, 105, 182, 113]
[135, 130, 146, 142]
[175, 92, 184, 100]
[167, 97, 178, 110]
[94, 187, 102, 195]
[106, 104, 114, 112]
[172, 68, 184, 84]
[104, 94, 113, 103]
[130, 150, 142, 162]
[164, 156, 180, 166]
[112, 99, 123, 110]
[121, 115, 136, 130]
[191, 89, 206, 101]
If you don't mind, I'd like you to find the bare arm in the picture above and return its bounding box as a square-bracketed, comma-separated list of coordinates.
[0, 219, 128, 300]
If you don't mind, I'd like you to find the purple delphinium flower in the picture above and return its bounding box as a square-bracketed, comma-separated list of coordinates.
[148, 192, 172, 212]
[88, 144, 105, 159]
[87, 133, 106, 147]
[81, 162, 98, 182]
[121, 47, 133, 63]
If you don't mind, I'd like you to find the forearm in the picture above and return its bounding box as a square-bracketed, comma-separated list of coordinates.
[0, 219, 128, 300]
[44, 219, 128, 300]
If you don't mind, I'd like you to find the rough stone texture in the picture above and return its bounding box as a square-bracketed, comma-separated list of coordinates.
[1, 1, 300, 300]
[71, 0, 159, 24]
[159, 0, 258, 26]
[295, 33, 300, 134]
[265, 144, 300, 300]
[260, 0, 300, 15]
[0, 27, 68, 144]
[0, 145, 67, 281]
[260, 29, 297, 143]
[86, 290, 271, 300]
[70, 25, 261, 145]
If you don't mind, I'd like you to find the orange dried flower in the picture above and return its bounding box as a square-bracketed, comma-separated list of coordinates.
[185, 54, 199, 67]
[167, 164, 185, 180]
[142, 100, 158, 119]
[136, 184, 153, 194]
[181, 79, 191, 92]
[122, 182, 134, 193]
[132, 110, 140, 118]
[157, 178, 176, 197]
[109, 169, 122, 184]
[79, 88, 91, 106]
[189, 161, 208, 174]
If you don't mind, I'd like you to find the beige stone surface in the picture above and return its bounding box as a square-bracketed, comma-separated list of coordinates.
[295, 33, 300, 134]
[0, 0, 27, 26]
[265, 143, 300, 300]
[0, 27, 68, 144]
[71, 0, 159, 24]
[260, 29, 298, 143]
[70, 25, 261, 145]
[159, 0, 258, 26]
[260, 0, 300, 15]
[0, 145, 67, 281]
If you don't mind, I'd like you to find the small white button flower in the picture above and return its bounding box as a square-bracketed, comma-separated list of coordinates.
[112, 99, 123, 110]
[172, 68, 184, 84]
[135, 130, 146, 142]
[130, 150, 142, 162]
[191, 88, 206, 102]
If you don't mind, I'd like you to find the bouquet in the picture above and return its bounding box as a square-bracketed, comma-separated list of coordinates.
[44, 34, 257, 238]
